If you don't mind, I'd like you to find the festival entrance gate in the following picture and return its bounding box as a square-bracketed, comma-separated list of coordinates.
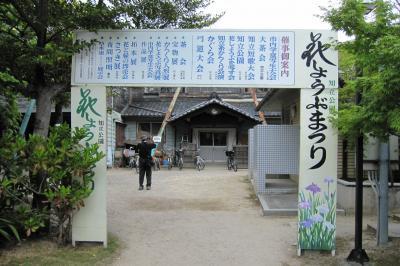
[71, 29, 338, 254]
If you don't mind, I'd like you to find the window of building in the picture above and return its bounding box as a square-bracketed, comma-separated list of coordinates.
[199, 132, 227, 146]
[199, 132, 213, 146]
[137, 122, 164, 140]
[116, 122, 126, 147]
[143, 87, 160, 95]
[160, 87, 186, 93]
[213, 132, 227, 146]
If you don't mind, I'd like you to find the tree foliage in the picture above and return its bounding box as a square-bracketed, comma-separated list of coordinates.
[0, 71, 22, 137]
[0, 0, 222, 136]
[0, 123, 104, 245]
[323, 0, 400, 140]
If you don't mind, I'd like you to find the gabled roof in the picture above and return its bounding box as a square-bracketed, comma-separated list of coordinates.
[121, 101, 168, 117]
[121, 96, 262, 122]
[121, 99, 205, 117]
[169, 98, 260, 122]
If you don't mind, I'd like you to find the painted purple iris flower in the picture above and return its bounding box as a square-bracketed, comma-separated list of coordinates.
[299, 201, 311, 209]
[305, 182, 321, 194]
[300, 219, 313, 229]
[324, 177, 334, 184]
[317, 204, 330, 215]
[323, 221, 335, 231]
[311, 214, 323, 223]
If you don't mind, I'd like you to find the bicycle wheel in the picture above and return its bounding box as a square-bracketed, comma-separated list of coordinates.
[135, 157, 139, 173]
[233, 160, 238, 172]
[153, 158, 159, 171]
[199, 161, 205, 171]
[197, 158, 205, 171]
[196, 161, 201, 171]
[168, 158, 172, 170]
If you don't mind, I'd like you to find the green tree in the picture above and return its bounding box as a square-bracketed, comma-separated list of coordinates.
[0, 71, 22, 136]
[322, 0, 400, 140]
[0, 0, 222, 137]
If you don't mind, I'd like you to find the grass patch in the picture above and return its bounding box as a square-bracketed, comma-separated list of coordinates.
[366, 237, 400, 266]
[0, 234, 120, 266]
[285, 231, 400, 266]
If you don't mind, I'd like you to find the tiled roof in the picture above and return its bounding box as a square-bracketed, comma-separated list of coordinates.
[121, 98, 262, 122]
[121, 101, 168, 117]
[121, 99, 205, 117]
[169, 98, 260, 122]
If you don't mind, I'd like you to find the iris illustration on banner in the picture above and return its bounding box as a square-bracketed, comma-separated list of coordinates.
[299, 201, 311, 209]
[305, 182, 321, 194]
[298, 180, 336, 250]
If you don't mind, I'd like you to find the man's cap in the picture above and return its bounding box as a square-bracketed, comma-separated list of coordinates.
[141, 135, 147, 141]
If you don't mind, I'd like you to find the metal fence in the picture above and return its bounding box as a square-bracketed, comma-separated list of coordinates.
[248, 125, 300, 193]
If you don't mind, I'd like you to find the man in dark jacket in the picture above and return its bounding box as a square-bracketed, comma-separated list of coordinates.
[136, 135, 156, 190]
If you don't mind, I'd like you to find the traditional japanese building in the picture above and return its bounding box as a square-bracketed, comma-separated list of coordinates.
[116, 88, 279, 163]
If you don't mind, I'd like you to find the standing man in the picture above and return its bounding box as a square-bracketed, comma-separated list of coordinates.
[136, 135, 156, 190]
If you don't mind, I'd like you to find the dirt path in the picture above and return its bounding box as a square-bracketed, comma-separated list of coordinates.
[107, 167, 369, 266]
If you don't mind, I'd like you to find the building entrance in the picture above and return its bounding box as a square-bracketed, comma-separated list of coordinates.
[198, 131, 227, 163]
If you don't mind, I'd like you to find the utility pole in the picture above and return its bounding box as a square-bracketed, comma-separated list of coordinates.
[155, 87, 181, 148]
[249, 88, 267, 124]
[347, 92, 369, 264]
[347, 2, 376, 262]
[378, 141, 389, 245]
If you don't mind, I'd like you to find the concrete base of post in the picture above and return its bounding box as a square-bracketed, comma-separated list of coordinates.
[347, 248, 369, 263]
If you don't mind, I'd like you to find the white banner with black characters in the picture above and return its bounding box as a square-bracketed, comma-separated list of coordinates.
[72, 29, 337, 88]
[298, 30, 339, 252]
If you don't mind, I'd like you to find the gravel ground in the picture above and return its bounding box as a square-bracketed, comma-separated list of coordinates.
[107, 166, 374, 266]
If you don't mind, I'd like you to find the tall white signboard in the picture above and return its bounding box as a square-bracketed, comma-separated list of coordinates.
[298, 31, 338, 254]
[71, 86, 107, 247]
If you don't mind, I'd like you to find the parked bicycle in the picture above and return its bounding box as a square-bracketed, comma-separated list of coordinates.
[132, 154, 139, 173]
[164, 147, 174, 170]
[152, 157, 160, 171]
[175, 148, 184, 170]
[225, 150, 238, 172]
[126, 147, 139, 173]
[194, 149, 205, 171]
[152, 149, 162, 171]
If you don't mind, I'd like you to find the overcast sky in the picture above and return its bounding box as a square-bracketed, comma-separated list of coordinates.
[205, 0, 347, 39]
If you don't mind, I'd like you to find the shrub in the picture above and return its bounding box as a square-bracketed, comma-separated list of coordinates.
[0, 123, 104, 245]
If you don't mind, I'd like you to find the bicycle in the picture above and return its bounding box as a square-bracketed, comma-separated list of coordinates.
[194, 149, 205, 171]
[225, 150, 237, 172]
[175, 148, 184, 170]
[152, 149, 162, 171]
[164, 147, 174, 170]
[134, 154, 139, 173]
[127, 147, 139, 173]
[152, 156, 161, 171]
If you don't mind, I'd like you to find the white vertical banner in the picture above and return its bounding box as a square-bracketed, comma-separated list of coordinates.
[298, 88, 338, 252]
[71, 85, 107, 247]
[298, 30, 339, 253]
